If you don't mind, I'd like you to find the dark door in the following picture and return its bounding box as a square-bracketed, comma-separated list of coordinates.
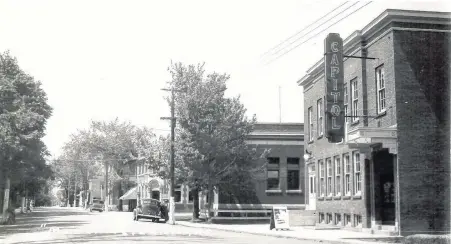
[152, 191, 160, 200]
[380, 173, 395, 224]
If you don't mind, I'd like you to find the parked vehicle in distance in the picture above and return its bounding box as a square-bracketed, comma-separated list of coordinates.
[133, 198, 169, 223]
[90, 199, 105, 212]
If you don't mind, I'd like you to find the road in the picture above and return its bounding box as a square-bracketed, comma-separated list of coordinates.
[0, 207, 320, 244]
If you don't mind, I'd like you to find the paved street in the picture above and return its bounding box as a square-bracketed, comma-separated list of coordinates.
[0, 207, 321, 244]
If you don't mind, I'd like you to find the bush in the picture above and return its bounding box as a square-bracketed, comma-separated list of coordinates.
[404, 234, 451, 244]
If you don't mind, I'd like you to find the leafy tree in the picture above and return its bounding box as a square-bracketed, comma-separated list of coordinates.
[156, 62, 268, 220]
[86, 118, 157, 211]
[0, 51, 52, 220]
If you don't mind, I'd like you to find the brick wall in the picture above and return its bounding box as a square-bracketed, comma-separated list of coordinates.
[366, 31, 397, 128]
[250, 145, 305, 205]
[393, 30, 451, 235]
[302, 27, 400, 230]
[303, 60, 370, 228]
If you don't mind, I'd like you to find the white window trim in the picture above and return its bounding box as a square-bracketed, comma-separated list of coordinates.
[308, 107, 313, 142]
[319, 161, 325, 197]
[376, 66, 386, 114]
[326, 159, 333, 197]
[335, 157, 341, 196]
[267, 169, 280, 190]
[353, 152, 362, 196]
[287, 169, 301, 190]
[344, 83, 348, 123]
[350, 79, 359, 123]
[344, 154, 351, 196]
[317, 99, 323, 137]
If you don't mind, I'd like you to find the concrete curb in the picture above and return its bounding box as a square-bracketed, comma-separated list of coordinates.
[176, 222, 397, 244]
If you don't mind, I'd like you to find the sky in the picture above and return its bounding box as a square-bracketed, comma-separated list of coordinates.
[0, 0, 449, 158]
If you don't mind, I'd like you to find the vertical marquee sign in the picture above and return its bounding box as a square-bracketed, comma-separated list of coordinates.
[324, 33, 345, 143]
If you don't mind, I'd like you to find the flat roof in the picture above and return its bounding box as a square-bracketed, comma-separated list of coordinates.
[297, 9, 451, 87]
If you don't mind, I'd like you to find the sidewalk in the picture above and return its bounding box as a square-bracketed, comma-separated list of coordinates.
[176, 221, 403, 244]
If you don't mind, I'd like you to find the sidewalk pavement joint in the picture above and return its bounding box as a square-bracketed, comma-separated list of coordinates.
[176, 221, 399, 244]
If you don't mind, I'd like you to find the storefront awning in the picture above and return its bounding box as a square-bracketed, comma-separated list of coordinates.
[346, 126, 398, 154]
[119, 187, 137, 200]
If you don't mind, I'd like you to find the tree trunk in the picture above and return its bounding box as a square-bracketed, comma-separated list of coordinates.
[20, 182, 25, 213]
[84, 171, 89, 209]
[25, 189, 29, 210]
[66, 178, 70, 207]
[206, 178, 214, 221]
[73, 175, 77, 207]
[104, 163, 109, 212]
[192, 187, 200, 220]
[2, 175, 11, 221]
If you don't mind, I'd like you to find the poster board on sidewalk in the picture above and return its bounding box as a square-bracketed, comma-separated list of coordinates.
[272, 206, 290, 230]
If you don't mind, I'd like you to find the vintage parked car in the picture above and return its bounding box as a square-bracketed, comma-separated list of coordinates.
[90, 199, 105, 212]
[133, 198, 169, 223]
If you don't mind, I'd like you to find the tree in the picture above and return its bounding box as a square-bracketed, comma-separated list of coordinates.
[158, 62, 268, 220]
[87, 118, 157, 211]
[0, 51, 52, 221]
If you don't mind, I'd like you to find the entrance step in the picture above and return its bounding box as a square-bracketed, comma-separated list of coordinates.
[370, 226, 398, 236]
[315, 224, 341, 230]
[381, 225, 396, 231]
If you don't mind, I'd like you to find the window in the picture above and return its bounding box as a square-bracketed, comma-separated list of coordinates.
[317, 99, 323, 137]
[267, 170, 280, 190]
[344, 154, 351, 195]
[309, 164, 316, 194]
[335, 213, 342, 225]
[188, 190, 194, 202]
[174, 190, 182, 202]
[308, 107, 313, 141]
[354, 214, 362, 227]
[326, 213, 333, 224]
[344, 83, 348, 123]
[287, 170, 300, 190]
[287, 157, 300, 190]
[350, 78, 359, 123]
[319, 212, 325, 223]
[267, 157, 280, 165]
[334, 156, 341, 196]
[326, 158, 332, 196]
[376, 65, 386, 113]
[267, 157, 280, 190]
[287, 157, 300, 165]
[319, 160, 325, 197]
[353, 152, 361, 195]
[174, 185, 182, 202]
[344, 214, 352, 226]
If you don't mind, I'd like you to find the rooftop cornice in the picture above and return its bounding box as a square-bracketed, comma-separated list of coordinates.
[297, 9, 451, 88]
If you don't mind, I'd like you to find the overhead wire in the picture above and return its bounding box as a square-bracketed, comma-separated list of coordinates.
[260, 1, 350, 59]
[264, 1, 373, 66]
[263, 1, 359, 61]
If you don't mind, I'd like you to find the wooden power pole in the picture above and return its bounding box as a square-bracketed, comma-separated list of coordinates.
[161, 88, 180, 225]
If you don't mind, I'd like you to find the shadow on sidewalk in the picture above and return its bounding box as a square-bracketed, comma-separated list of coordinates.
[0, 208, 92, 240]
[0, 220, 89, 240]
[10, 232, 223, 244]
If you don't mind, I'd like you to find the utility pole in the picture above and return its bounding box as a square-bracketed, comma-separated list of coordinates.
[161, 87, 184, 225]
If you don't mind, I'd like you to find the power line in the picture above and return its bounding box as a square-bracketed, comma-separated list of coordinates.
[260, 1, 349, 59]
[265, 1, 359, 60]
[265, 1, 373, 66]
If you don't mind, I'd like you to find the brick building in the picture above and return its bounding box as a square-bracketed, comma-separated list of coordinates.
[218, 123, 305, 209]
[298, 9, 450, 236]
[127, 122, 305, 220]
